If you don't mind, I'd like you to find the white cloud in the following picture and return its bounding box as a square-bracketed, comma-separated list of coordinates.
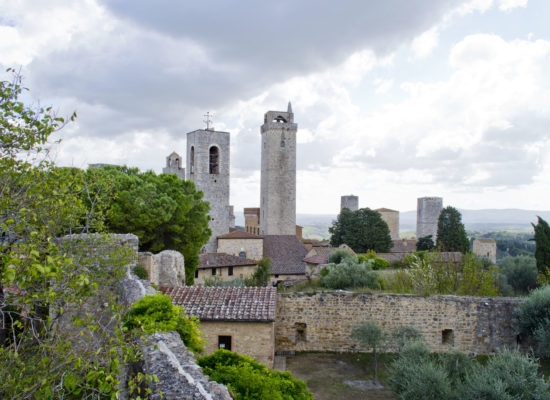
[374, 78, 394, 94]
[499, 0, 528, 11]
[411, 28, 439, 59]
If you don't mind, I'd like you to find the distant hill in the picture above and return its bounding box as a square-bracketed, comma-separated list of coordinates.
[234, 209, 550, 239]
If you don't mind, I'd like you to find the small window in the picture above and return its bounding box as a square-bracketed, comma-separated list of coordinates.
[194, 270, 198, 278]
[295, 322, 307, 344]
[239, 251, 246, 258]
[212, 268, 216, 276]
[280, 140, 285, 147]
[190, 146, 195, 173]
[218, 335, 232, 351]
[442, 329, 454, 346]
[228, 266, 233, 276]
[209, 146, 219, 174]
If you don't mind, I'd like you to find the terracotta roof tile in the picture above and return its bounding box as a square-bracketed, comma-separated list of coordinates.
[160, 286, 276, 322]
[198, 253, 257, 269]
[217, 230, 263, 239]
[263, 235, 308, 275]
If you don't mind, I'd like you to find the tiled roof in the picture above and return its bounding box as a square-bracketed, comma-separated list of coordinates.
[303, 254, 328, 264]
[217, 230, 263, 239]
[198, 253, 257, 269]
[475, 238, 496, 244]
[303, 245, 355, 265]
[391, 239, 417, 253]
[263, 235, 308, 275]
[160, 286, 276, 322]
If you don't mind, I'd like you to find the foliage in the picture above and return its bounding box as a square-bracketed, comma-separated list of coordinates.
[475, 231, 535, 258]
[85, 166, 211, 284]
[198, 349, 313, 400]
[133, 265, 148, 280]
[329, 208, 393, 253]
[245, 258, 271, 287]
[0, 69, 158, 398]
[329, 248, 353, 264]
[321, 257, 381, 290]
[391, 325, 423, 352]
[417, 235, 435, 251]
[350, 321, 385, 385]
[532, 216, 550, 274]
[124, 293, 204, 353]
[203, 275, 246, 287]
[358, 252, 390, 270]
[499, 256, 538, 294]
[384, 252, 499, 296]
[436, 207, 470, 253]
[517, 286, 550, 356]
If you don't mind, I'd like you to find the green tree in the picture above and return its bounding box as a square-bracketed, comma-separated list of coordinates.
[532, 216, 550, 274]
[499, 256, 538, 294]
[436, 206, 469, 253]
[417, 235, 435, 251]
[329, 208, 393, 253]
[85, 166, 211, 284]
[350, 321, 385, 385]
[244, 258, 271, 287]
[0, 70, 150, 398]
[517, 286, 550, 356]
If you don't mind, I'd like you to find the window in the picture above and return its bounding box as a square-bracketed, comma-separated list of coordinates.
[239, 251, 246, 258]
[211, 267, 216, 276]
[295, 322, 307, 344]
[228, 266, 233, 276]
[442, 329, 454, 346]
[280, 140, 285, 147]
[209, 146, 219, 174]
[190, 146, 195, 173]
[194, 270, 198, 278]
[218, 335, 232, 351]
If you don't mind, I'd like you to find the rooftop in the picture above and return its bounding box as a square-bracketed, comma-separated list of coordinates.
[263, 235, 308, 275]
[160, 286, 277, 322]
[198, 253, 257, 269]
[217, 230, 263, 239]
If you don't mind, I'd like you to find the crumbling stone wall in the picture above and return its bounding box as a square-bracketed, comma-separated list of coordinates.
[138, 250, 185, 287]
[275, 291, 519, 354]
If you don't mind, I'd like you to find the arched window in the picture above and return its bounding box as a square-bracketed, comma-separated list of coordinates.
[209, 146, 219, 174]
[190, 146, 195, 173]
[280, 140, 285, 147]
[239, 251, 246, 258]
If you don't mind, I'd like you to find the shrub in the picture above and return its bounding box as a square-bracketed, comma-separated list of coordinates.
[198, 349, 313, 400]
[133, 265, 148, 280]
[499, 256, 538, 294]
[391, 325, 423, 352]
[517, 286, 550, 356]
[204, 276, 245, 287]
[321, 258, 381, 290]
[124, 293, 204, 353]
[328, 248, 353, 264]
[372, 257, 390, 270]
[245, 258, 271, 287]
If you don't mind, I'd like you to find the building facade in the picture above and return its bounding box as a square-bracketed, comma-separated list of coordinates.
[416, 197, 443, 241]
[162, 151, 186, 179]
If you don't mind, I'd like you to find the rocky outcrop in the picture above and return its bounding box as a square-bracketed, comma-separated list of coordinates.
[138, 250, 186, 287]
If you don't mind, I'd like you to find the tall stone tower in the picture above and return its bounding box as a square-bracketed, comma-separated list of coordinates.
[260, 103, 297, 235]
[416, 197, 443, 241]
[376, 208, 400, 240]
[187, 129, 231, 253]
[341, 195, 359, 212]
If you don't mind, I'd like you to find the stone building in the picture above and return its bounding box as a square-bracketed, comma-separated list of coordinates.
[244, 207, 260, 235]
[260, 103, 297, 235]
[416, 197, 443, 241]
[161, 286, 277, 367]
[195, 253, 258, 284]
[375, 207, 400, 240]
[187, 128, 232, 253]
[473, 238, 497, 263]
[340, 195, 359, 212]
[162, 151, 185, 179]
[217, 229, 264, 261]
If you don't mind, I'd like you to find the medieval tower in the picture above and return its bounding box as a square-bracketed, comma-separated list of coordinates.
[416, 197, 443, 242]
[260, 103, 297, 235]
[340, 195, 359, 212]
[163, 151, 186, 179]
[187, 128, 231, 253]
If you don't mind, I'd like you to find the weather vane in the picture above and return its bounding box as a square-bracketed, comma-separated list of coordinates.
[203, 112, 213, 130]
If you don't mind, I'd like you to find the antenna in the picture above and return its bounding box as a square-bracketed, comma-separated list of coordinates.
[203, 112, 213, 130]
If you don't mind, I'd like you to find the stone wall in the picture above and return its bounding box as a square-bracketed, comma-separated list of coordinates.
[200, 321, 275, 367]
[275, 291, 519, 354]
[217, 237, 264, 260]
[138, 250, 185, 287]
[195, 264, 257, 284]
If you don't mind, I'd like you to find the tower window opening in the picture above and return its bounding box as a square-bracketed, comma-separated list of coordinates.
[190, 146, 195, 173]
[273, 116, 287, 123]
[442, 329, 454, 345]
[280, 140, 285, 147]
[209, 146, 219, 174]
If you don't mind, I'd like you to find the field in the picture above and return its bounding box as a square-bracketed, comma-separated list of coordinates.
[285, 353, 397, 400]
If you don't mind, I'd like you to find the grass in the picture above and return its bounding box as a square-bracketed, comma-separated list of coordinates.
[285, 352, 398, 400]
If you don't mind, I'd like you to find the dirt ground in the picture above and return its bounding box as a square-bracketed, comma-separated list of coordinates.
[285, 353, 398, 400]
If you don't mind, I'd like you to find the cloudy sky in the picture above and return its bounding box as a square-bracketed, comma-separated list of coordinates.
[1, 0, 549, 215]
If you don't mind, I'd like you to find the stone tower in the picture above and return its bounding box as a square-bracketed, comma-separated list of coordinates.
[260, 103, 297, 235]
[376, 208, 400, 240]
[416, 197, 443, 241]
[187, 129, 231, 253]
[341, 195, 359, 212]
[162, 151, 185, 179]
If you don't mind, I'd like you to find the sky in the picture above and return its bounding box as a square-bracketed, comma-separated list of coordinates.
[1, 0, 549, 215]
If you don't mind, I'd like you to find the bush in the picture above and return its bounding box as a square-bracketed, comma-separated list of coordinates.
[517, 286, 550, 356]
[198, 349, 313, 400]
[124, 293, 204, 353]
[329, 248, 354, 264]
[372, 257, 390, 270]
[321, 258, 381, 290]
[133, 265, 148, 280]
[499, 256, 538, 294]
[245, 258, 271, 287]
